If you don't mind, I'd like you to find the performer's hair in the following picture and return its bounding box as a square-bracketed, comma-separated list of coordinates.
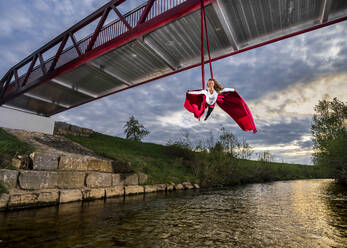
[208, 78, 223, 93]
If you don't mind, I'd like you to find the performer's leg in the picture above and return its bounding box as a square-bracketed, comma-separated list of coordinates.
[204, 107, 214, 121]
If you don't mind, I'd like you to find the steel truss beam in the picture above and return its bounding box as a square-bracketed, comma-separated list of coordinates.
[320, 0, 332, 23]
[86, 61, 131, 86]
[51, 79, 98, 98]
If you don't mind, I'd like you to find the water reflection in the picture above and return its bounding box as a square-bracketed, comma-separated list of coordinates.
[0, 180, 345, 248]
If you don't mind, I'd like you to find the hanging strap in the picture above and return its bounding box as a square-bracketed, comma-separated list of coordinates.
[200, 0, 214, 90]
[200, 0, 205, 89]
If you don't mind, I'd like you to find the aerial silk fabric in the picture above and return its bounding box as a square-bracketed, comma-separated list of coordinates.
[184, 90, 257, 133]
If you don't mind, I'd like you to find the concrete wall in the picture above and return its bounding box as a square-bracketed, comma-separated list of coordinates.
[0, 107, 54, 135]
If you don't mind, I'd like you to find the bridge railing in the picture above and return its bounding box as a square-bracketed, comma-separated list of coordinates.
[0, 0, 188, 100]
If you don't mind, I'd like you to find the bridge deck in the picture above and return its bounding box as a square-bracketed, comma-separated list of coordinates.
[1, 0, 346, 116]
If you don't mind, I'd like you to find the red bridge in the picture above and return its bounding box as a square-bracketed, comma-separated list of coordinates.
[1, 0, 346, 116]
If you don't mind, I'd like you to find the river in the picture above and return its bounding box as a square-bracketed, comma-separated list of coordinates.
[0, 179, 346, 248]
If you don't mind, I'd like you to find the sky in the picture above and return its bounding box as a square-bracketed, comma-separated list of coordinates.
[1, 0, 346, 165]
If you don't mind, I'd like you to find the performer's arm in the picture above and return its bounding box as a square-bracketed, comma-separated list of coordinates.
[187, 89, 206, 95]
[220, 88, 236, 93]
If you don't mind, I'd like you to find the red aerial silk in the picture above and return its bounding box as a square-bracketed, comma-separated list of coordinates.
[184, 90, 257, 133]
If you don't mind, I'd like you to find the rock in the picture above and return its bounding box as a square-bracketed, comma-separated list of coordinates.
[30, 152, 59, 170]
[124, 185, 144, 195]
[87, 158, 113, 173]
[0, 169, 19, 188]
[82, 188, 105, 200]
[8, 192, 39, 208]
[123, 173, 139, 186]
[0, 194, 9, 210]
[19, 171, 58, 190]
[138, 172, 148, 184]
[105, 186, 124, 197]
[156, 184, 167, 191]
[182, 182, 194, 190]
[144, 185, 158, 193]
[57, 171, 85, 189]
[8, 190, 59, 208]
[166, 183, 175, 191]
[59, 189, 83, 203]
[59, 155, 88, 171]
[59, 155, 113, 173]
[86, 172, 112, 188]
[12, 159, 22, 169]
[111, 174, 123, 186]
[175, 184, 184, 190]
[193, 184, 200, 189]
[37, 190, 59, 204]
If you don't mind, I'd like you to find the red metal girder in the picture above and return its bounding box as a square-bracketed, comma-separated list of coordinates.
[1, 0, 208, 105]
[14, 70, 19, 89]
[0, 70, 13, 99]
[5, 0, 126, 74]
[137, 0, 155, 25]
[38, 53, 46, 75]
[22, 54, 38, 86]
[49, 35, 69, 72]
[112, 5, 132, 31]
[70, 32, 82, 56]
[86, 7, 111, 52]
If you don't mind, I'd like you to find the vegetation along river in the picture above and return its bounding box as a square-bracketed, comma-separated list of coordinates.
[0, 179, 346, 248]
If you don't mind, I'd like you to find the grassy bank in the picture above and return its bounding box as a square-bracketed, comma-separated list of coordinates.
[66, 132, 325, 186]
[0, 128, 35, 170]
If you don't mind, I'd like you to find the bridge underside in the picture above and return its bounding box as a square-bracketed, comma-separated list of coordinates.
[1, 0, 347, 116]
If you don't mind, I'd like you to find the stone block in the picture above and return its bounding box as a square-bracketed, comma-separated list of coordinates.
[19, 171, 57, 190]
[82, 188, 105, 200]
[124, 185, 144, 195]
[144, 185, 158, 193]
[111, 174, 123, 186]
[87, 158, 113, 173]
[138, 173, 148, 184]
[166, 183, 175, 191]
[156, 184, 167, 191]
[182, 182, 194, 190]
[57, 171, 85, 189]
[105, 186, 124, 198]
[0, 194, 9, 210]
[0, 169, 19, 188]
[37, 190, 59, 203]
[86, 172, 112, 188]
[123, 173, 138, 186]
[175, 184, 184, 190]
[59, 189, 83, 203]
[59, 155, 88, 171]
[193, 184, 200, 189]
[30, 152, 59, 170]
[8, 192, 39, 208]
[59, 155, 113, 173]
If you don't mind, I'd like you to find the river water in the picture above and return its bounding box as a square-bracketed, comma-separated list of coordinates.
[0, 179, 346, 248]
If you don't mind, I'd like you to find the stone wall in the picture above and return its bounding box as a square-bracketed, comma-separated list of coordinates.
[54, 121, 93, 137]
[0, 154, 199, 211]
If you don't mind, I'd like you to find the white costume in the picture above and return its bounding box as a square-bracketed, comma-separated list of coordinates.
[188, 88, 235, 106]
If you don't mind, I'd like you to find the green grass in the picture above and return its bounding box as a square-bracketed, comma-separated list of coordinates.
[65, 132, 196, 184]
[0, 128, 35, 169]
[65, 132, 325, 186]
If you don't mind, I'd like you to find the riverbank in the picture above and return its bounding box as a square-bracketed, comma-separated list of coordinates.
[0, 124, 326, 211]
[0, 127, 199, 211]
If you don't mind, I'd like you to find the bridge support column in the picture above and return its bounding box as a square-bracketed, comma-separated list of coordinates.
[0, 106, 55, 135]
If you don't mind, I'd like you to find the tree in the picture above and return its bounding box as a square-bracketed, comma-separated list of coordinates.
[219, 127, 238, 157]
[311, 97, 347, 183]
[123, 116, 150, 141]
